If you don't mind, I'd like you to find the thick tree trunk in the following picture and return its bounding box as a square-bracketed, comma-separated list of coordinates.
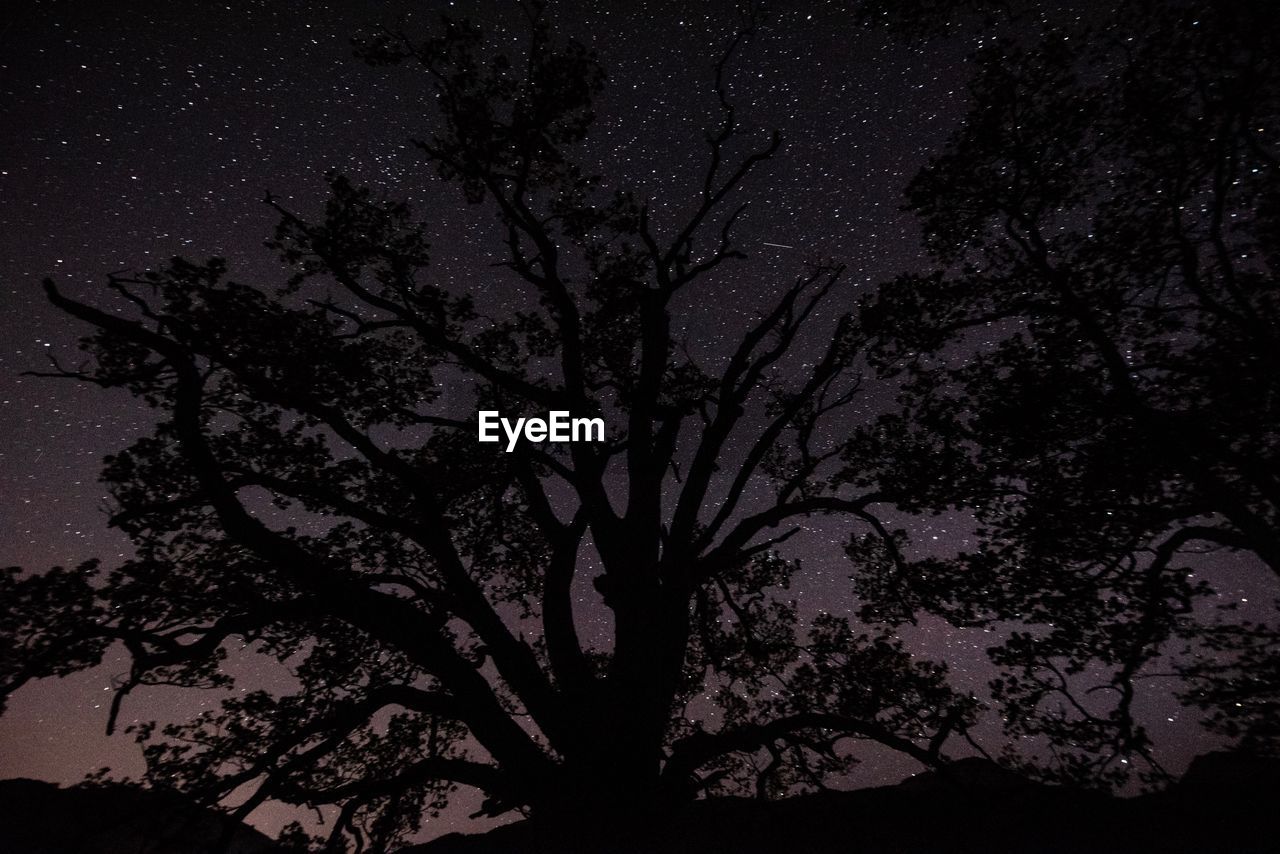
[530, 588, 693, 822]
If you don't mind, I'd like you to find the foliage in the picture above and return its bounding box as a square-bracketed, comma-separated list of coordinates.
[856, 0, 1280, 783]
[2, 6, 976, 851]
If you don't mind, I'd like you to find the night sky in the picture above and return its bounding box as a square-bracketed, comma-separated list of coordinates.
[0, 0, 1272, 843]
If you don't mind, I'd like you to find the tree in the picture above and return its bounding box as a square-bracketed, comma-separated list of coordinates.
[2, 7, 975, 850]
[854, 0, 1280, 783]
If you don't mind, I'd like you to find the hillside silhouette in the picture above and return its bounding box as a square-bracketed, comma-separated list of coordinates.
[0, 777, 277, 854]
[406, 752, 1280, 854]
[5, 753, 1276, 853]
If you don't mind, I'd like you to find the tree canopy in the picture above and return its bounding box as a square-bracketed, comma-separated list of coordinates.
[3, 1, 1277, 851]
[3, 8, 973, 851]
[857, 0, 1280, 783]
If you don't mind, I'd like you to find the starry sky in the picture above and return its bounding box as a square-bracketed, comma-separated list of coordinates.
[0, 0, 1271, 843]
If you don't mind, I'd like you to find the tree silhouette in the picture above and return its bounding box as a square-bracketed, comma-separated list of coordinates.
[855, 1, 1280, 783]
[2, 8, 975, 850]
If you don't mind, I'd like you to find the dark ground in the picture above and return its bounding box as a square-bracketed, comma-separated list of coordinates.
[407, 753, 1280, 854]
[2, 752, 1275, 853]
[0, 776, 276, 854]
